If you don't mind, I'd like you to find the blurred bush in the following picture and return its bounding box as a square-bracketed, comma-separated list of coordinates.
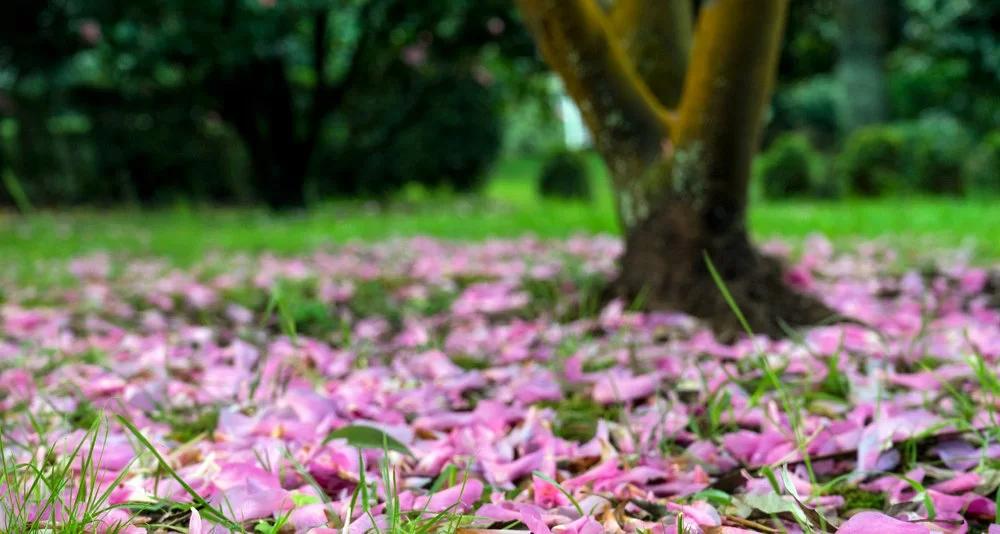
[5, 0, 1000, 209]
[321, 74, 503, 198]
[838, 125, 905, 197]
[768, 0, 1000, 152]
[777, 0, 841, 81]
[888, 57, 972, 127]
[757, 133, 825, 200]
[965, 132, 1000, 196]
[889, 1, 1000, 134]
[3, 90, 253, 207]
[770, 76, 844, 150]
[899, 112, 973, 196]
[0, 0, 544, 210]
[538, 149, 592, 201]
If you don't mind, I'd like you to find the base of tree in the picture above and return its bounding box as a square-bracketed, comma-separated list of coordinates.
[606, 206, 840, 341]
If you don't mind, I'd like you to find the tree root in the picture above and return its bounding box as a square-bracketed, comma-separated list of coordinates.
[607, 215, 844, 342]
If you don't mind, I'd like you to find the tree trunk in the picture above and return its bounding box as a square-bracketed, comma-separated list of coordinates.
[518, 0, 838, 339]
[214, 58, 310, 211]
[837, 0, 890, 133]
[613, 202, 836, 340]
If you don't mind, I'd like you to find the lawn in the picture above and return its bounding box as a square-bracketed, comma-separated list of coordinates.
[2, 156, 999, 268]
[2, 160, 1000, 533]
[2, 234, 1000, 533]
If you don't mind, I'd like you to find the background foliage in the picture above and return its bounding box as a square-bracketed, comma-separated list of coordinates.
[0, 0, 545, 209]
[2, 0, 999, 209]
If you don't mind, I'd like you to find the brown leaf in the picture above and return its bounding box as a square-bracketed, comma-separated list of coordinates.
[557, 454, 601, 472]
[415, 427, 439, 440]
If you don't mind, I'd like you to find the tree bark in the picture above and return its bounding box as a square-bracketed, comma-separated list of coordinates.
[517, 0, 672, 232]
[518, 0, 838, 339]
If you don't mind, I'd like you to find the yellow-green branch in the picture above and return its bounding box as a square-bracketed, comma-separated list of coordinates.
[516, 0, 670, 166]
[610, 0, 693, 109]
[668, 0, 789, 221]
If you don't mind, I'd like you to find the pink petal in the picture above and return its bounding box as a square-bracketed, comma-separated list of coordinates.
[189, 508, 204, 534]
[932, 440, 981, 471]
[666, 501, 721, 527]
[409, 479, 483, 513]
[211, 477, 294, 522]
[562, 516, 605, 534]
[349, 513, 388, 534]
[482, 449, 545, 486]
[836, 512, 930, 534]
[475, 503, 522, 523]
[929, 472, 981, 494]
[519, 505, 553, 534]
[289, 503, 331, 530]
[927, 490, 996, 517]
[592, 373, 659, 404]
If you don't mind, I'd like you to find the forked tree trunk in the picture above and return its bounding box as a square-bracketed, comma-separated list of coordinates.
[517, 0, 837, 339]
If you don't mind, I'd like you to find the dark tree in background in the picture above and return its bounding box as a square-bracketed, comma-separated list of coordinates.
[0, 0, 543, 210]
[0, 0, 85, 205]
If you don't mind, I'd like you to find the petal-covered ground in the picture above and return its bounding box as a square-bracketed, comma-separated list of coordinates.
[2, 234, 1000, 533]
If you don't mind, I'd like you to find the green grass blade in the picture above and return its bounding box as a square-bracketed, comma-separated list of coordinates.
[115, 414, 238, 529]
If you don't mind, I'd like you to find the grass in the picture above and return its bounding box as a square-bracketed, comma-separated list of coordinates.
[1, 155, 999, 268]
[1, 412, 139, 534]
[1, 413, 482, 533]
[0, 279, 485, 533]
[3, 211, 999, 532]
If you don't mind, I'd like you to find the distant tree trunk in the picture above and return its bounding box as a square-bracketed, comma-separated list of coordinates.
[214, 58, 310, 211]
[518, 0, 837, 339]
[209, 5, 360, 211]
[837, 0, 890, 132]
[257, 58, 310, 210]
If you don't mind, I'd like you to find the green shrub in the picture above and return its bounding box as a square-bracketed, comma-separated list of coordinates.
[888, 57, 969, 125]
[888, 1, 1000, 134]
[757, 132, 824, 200]
[538, 149, 592, 201]
[770, 76, 844, 148]
[3, 92, 240, 208]
[838, 125, 906, 197]
[900, 112, 973, 196]
[964, 132, 1000, 195]
[324, 73, 503, 199]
